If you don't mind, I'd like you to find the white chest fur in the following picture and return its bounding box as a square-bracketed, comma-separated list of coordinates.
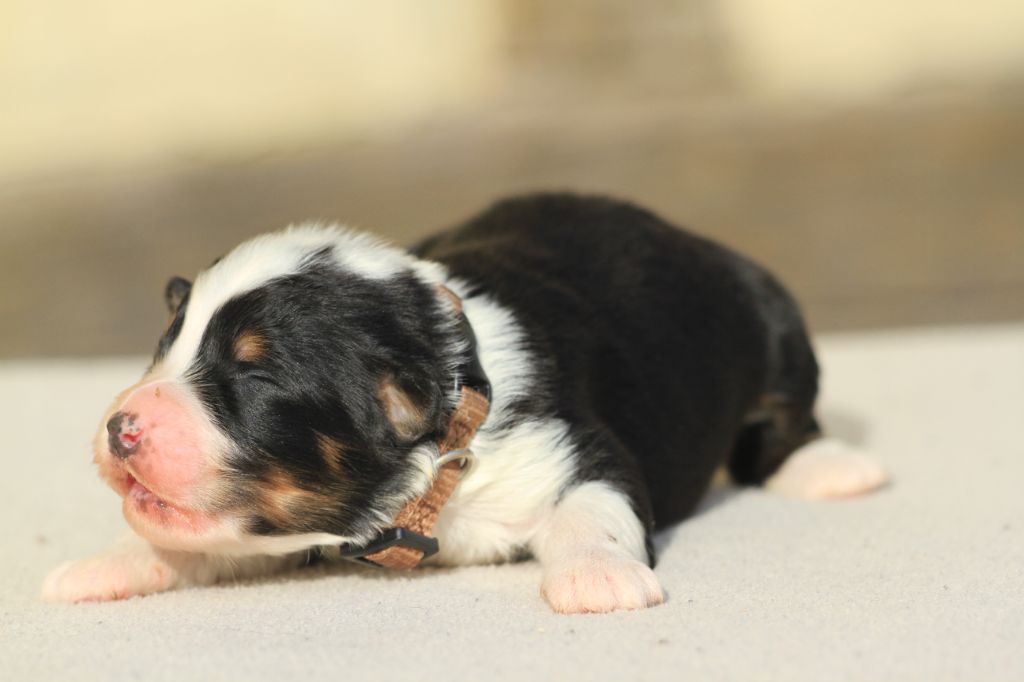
[430, 417, 577, 565]
[428, 285, 579, 565]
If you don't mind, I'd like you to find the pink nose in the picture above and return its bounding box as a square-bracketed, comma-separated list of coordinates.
[106, 411, 143, 459]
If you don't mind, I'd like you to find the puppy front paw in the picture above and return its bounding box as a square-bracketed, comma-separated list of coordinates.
[42, 551, 177, 603]
[541, 551, 665, 614]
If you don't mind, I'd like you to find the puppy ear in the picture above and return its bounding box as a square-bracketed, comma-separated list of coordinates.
[378, 377, 430, 444]
[434, 284, 463, 313]
[164, 276, 192, 314]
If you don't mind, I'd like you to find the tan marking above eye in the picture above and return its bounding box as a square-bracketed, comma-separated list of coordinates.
[234, 330, 266, 363]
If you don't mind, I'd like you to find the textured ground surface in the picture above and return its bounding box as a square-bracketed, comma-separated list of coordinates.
[2, 324, 1022, 681]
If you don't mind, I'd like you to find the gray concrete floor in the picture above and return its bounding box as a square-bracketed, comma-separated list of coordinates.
[2, 87, 1023, 358]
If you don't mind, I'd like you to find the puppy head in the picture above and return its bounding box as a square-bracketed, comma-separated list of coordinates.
[94, 226, 462, 555]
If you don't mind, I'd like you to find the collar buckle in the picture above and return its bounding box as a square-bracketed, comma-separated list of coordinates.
[339, 527, 440, 566]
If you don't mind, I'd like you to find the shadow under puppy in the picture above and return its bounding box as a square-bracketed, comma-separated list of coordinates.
[43, 193, 886, 613]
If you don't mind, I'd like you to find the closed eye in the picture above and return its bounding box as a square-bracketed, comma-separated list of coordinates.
[236, 364, 279, 387]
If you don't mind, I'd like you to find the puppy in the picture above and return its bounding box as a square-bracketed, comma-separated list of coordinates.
[43, 193, 886, 613]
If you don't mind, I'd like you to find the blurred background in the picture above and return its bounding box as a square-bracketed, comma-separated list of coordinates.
[2, 0, 1022, 358]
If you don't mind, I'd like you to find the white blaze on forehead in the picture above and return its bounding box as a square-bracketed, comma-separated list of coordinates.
[157, 223, 442, 379]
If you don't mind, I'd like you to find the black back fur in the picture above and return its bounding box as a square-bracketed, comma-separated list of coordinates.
[416, 194, 820, 535]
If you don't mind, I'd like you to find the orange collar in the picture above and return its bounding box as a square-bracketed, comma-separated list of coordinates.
[344, 386, 489, 569]
[339, 288, 490, 569]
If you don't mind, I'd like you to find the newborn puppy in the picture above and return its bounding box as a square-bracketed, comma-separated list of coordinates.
[43, 193, 886, 613]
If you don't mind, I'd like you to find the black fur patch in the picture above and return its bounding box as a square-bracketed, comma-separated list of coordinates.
[415, 194, 819, 543]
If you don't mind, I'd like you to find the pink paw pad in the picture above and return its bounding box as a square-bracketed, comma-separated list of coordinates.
[542, 551, 665, 614]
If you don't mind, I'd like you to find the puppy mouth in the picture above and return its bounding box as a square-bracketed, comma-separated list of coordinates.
[126, 474, 178, 513]
[97, 450, 206, 515]
[114, 467, 219, 534]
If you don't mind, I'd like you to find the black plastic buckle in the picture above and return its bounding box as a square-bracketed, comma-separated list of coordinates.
[338, 527, 440, 566]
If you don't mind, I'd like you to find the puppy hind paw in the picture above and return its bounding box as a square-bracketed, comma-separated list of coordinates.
[541, 552, 665, 614]
[766, 438, 888, 500]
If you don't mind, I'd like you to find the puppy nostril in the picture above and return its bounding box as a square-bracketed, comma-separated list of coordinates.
[106, 412, 126, 437]
[106, 412, 142, 459]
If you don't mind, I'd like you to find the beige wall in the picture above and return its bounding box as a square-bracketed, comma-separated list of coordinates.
[2, 2, 1023, 357]
[2, 0, 1024, 179]
[3, 1, 1024, 178]
[0, 1, 504, 179]
[720, 0, 1024, 99]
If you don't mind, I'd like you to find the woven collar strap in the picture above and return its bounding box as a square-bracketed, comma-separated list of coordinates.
[359, 385, 489, 569]
[339, 285, 490, 569]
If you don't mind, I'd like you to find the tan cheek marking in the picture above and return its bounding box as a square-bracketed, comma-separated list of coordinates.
[258, 470, 332, 527]
[259, 471, 311, 527]
[378, 379, 426, 441]
[234, 331, 266, 363]
[316, 433, 346, 475]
